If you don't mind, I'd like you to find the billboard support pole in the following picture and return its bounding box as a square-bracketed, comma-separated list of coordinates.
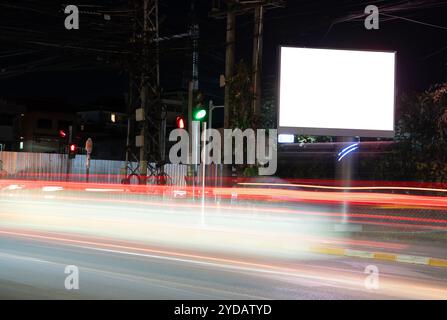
[335, 136, 362, 232]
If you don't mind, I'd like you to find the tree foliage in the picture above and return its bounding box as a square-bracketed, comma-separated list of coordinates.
[228, 61, 281, 177]
[373, 83, 447, 182]
[228, 61, 255, 130]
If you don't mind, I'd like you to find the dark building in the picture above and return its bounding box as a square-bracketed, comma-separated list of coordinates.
[77, 109, 128, 160]
[0, 99, 26, 151]
[76, 97, 129, 160]
[0, 97, 78, 153]
[1, 91, 192, 160]
[16, 98, 76, 153]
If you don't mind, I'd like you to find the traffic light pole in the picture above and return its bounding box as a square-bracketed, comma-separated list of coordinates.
[188, 81, 194, 139]
[85, 138, 93, 183]
[208, 102, 224, 198]
[201, 121, 207, 227]
[187, 81, 196, 193]
[86, 161, 90, 183]
[66, 125, 73, 182]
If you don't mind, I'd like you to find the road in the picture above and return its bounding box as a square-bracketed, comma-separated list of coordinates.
[1, 231, 446, 299]
[0, 179, 446, 299]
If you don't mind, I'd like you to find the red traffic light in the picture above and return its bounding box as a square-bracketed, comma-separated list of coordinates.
[176, 116, 185, 129]
[59, 130, 67, 138]
[68, 143, 77, 159]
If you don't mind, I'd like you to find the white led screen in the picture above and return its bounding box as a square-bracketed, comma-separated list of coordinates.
[278, 47, 396, 137]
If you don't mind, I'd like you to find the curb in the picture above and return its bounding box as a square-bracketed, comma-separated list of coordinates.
[309, 245, 447, 269]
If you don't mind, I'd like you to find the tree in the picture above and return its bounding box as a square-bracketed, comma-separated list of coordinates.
[373, 82, 447, 182]
[228, 61, 255, 130]
[226, 61, 257, 177]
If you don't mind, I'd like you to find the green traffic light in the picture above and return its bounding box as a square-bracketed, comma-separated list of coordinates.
[193, 109, 207, 121]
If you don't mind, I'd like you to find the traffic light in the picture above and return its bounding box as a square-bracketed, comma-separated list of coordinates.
[192, 92, 207, 122]
[68, 143, 77, 159]
[193, 108, 207, 121]
[176, 116, 186, 129]
[59, 130, 67, 139]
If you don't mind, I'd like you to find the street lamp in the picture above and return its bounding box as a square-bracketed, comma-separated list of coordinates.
[208, 100, 224, 130]
[207, 101, 225, 201]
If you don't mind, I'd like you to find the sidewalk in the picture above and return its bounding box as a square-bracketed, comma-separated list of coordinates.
[310, 231, 447, 268]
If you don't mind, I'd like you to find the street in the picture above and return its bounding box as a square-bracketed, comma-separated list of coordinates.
[1, 229, 446, 299]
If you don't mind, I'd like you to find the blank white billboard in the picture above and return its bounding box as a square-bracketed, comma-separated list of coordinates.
[278, 47, 396, 137]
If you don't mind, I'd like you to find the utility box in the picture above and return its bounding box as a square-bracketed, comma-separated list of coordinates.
[135, 108, 145, 122]
[135, 135, 144, 147]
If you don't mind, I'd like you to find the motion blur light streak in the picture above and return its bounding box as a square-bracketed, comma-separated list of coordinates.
[3, 190, 446, 228]
[238, 182, 447, 194]
[2, 179, 447, 230]
[1, 229, 446, 299]
[85, 188, 125, 192]
[4, 179, 447, 210]
[42, 186, 64, 192]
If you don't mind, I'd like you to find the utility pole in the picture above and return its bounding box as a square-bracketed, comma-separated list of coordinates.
[190, 0, 200, 92]
[126, 0, 204, 185]
[129, 0, 163, 184]
[252, 6, 264, 120]
[224, 9, 236, 129]
[210, 0, 284, 187]
[139, 0, 152, 184]
[210, 1, 285, 128]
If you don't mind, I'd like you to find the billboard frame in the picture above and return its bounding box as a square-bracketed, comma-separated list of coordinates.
[277, 46, 397, 138]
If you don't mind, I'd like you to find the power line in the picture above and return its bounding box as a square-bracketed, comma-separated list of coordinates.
[380, 13, 447, 31]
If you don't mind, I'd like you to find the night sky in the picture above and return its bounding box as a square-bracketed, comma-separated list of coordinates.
[0, 0, 446, 109]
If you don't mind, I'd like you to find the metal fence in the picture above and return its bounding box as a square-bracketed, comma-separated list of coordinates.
[0, 151, 187, 186]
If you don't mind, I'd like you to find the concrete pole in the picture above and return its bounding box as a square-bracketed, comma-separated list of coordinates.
[223, 8, 236, 187]
[336, 136, 358, 228]
[252, 5, 264, 121]
[66, 125, 73, 182]
[224, 9, 235, 129]
[139, 0, 150, 184]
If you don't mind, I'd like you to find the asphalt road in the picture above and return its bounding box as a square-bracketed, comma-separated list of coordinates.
[0, 233, 446, 300]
